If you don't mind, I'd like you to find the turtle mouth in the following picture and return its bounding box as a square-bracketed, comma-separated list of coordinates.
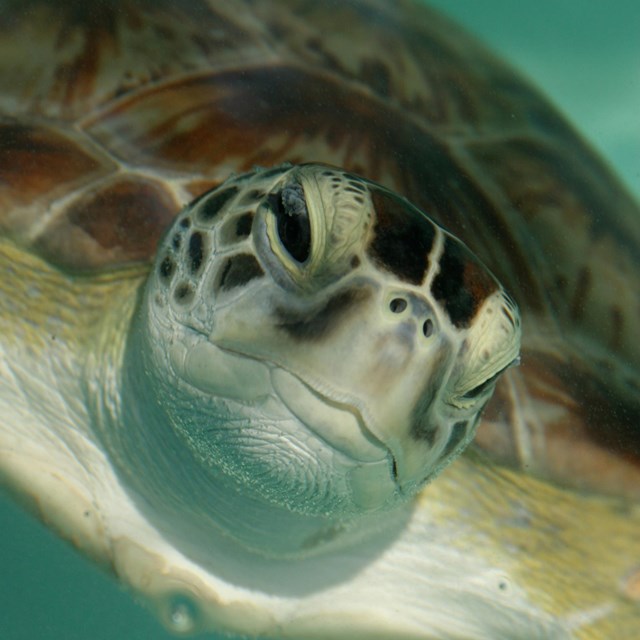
[270, 367, 390, 464]
[212, 345, 401, 510]
[216, 345, 394, 467]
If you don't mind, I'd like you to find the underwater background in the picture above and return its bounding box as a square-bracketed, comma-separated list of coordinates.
[0, 1, 638, 638]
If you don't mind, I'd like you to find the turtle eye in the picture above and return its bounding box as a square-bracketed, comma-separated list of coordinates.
[461, 373, 499, 400]
[461, 358, 516, 400]
[268, 183, 311, 263]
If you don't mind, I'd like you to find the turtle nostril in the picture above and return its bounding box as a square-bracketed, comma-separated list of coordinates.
[389, 298, 407, 313]
[422, 318, 434, 337]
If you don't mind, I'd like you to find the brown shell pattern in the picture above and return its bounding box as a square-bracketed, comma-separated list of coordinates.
[0, 0, 638, 496]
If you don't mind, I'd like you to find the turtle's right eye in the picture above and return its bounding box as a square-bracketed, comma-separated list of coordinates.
[268, 184, 311, 263]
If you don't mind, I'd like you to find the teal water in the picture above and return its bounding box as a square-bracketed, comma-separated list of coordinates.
[429, 0, 640, 199]
[0, 2, 638, 639]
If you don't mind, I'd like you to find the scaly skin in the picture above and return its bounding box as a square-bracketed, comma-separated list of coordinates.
[1, 236, 639, 638]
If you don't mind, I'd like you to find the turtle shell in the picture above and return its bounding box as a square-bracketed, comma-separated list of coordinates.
[1, 0, 639, 496]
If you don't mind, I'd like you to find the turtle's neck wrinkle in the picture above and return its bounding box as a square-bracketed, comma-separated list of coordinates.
[90, 296, 394, 562]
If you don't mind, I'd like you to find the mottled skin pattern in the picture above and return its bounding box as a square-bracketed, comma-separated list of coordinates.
[0, 0, 639, 638]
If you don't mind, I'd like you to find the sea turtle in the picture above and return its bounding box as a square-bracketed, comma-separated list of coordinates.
[1, 1, 639, 639]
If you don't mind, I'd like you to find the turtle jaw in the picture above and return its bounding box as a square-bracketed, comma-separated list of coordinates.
[101, 306, 401, 558]
[258, 362, 400, 511]
[268, 367, 391, 464]
[169, 335, 401, 514]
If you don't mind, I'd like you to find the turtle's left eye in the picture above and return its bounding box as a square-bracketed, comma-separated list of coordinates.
[462, 358, 517, 400]
[268, 183, 311, 263]
[462, 372, 499, 400]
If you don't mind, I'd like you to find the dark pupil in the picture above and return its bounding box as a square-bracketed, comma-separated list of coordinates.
[268, 183, 311, 263]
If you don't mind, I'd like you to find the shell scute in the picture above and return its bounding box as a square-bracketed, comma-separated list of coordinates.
[33, 175, 180, 272]
[0, 1, 263, 121]
[480, 351, 640, 499]
[0, 119, 111, 236]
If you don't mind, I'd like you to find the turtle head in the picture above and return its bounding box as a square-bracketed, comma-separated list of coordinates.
[127, 163, 520, 552]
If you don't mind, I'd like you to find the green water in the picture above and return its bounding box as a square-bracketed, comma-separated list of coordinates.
[430, 0, 640, 199]
[1, 2, 638, 639]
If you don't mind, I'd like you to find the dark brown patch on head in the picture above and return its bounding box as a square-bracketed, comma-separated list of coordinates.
[242, 189, 265, 204]
[219, 212, 254, 245]
[368, 187, 435, 285]
[431, 237, 498, 328]
[216, 253, 264, 292]
[173, 281, 194, 305]
[187, 231, 205, 274]
[276, 286, 371, 342]
[158, 254, 175, 282]
[235, 212, 254, 238]
[196, 186, 239, 223]
[442, 421, 468, 458]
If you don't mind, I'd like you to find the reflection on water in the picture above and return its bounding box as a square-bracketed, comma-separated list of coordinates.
[0, 1, 638, 639]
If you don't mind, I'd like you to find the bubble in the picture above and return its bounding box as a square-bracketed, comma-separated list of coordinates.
[166, 593, 199, 634]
